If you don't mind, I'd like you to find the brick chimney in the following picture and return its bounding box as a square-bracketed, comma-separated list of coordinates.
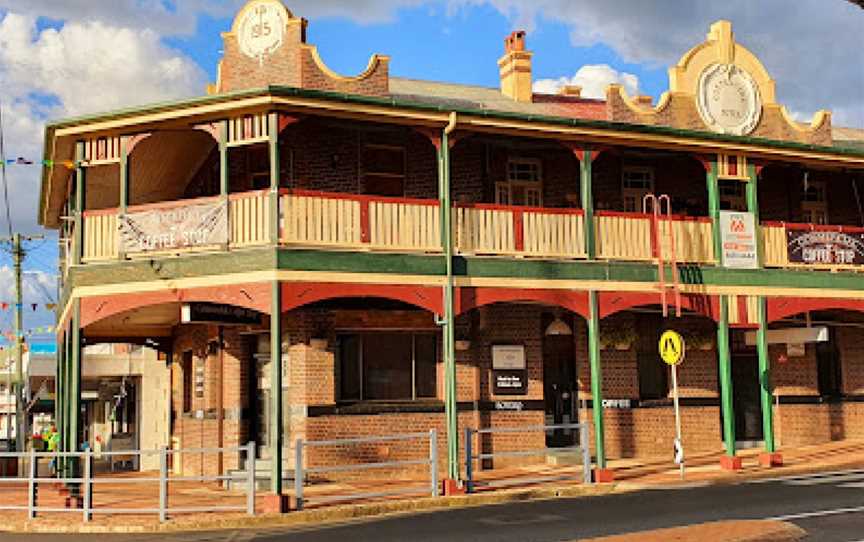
[498, 30, 533, 102]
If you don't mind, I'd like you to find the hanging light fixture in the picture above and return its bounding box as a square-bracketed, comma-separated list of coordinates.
[545, 315, 572, 336]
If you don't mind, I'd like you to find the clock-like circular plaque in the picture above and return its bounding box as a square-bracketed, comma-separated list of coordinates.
[237, 0, 288, 63]
[696, 63, 762, 136]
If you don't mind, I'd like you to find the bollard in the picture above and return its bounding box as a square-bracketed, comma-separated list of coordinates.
[580, 424, 592, 484]
[429, 429, 438, 497]
[246, 441, 256, 516]
[294, 439, 304, 511]
[464, 427, 473, 494]
[159, 446, 168, 522]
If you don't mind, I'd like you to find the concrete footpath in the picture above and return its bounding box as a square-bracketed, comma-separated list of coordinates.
[0, 438, 861, 534]
[578, 520, 807, 542]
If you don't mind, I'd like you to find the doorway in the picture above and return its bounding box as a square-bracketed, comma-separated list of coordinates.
[542, 317, 577, 448]
[725, 329, 764, 445]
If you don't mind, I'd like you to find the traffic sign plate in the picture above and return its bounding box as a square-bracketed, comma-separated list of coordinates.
[659, 330, 685, 366]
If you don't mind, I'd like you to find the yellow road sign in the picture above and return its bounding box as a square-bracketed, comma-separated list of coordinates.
[659, 330, 685, 366]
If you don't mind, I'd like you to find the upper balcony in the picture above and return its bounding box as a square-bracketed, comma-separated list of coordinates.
[59, 115, 864, 282]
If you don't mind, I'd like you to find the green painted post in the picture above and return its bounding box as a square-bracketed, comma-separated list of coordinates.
[717, 295, 736, 457]
[268, 113, 280, 245]
[756, 296, 775, 453]
[587, 291, 606, 469]
[73, 142, 85, 265]
[579, 150, 596, 259]
[269, 281, 283, 495]
[439, 129, 458, 481]
[705, 161, 722, 266]
[219, 121, 229, 198]
[745, 163, 763, 267]
[118, 137, 129, 261]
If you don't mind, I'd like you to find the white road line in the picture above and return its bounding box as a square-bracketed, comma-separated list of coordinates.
[839, 482, 864, 489]
[748, 469, 864, 484]
[786, 472, 864, 485]
[768, 505, 864, 521]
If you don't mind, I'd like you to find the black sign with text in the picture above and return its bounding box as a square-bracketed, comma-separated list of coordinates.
[493, 369, 528, 395]
[181, 303, 261, 325]
[787, 229, 864, 266]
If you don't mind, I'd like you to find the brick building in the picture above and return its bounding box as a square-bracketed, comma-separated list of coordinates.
[39, 0, 864, 511]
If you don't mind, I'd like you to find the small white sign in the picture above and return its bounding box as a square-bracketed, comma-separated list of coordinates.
[492, 345, 526, 370]
[719, 210, 758, 269]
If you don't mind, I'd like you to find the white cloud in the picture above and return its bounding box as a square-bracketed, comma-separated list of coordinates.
[0, 13, 207, 234]
[533, 64, 638, 100]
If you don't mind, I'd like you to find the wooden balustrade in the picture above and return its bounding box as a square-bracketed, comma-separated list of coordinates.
[762, 223, 788, 267]
[661, 217, 715, 263]
[229, 190, 270, 247]
[595, 212, 653, 261]
[521, 209, 586, 258]
[454, 205, 516, 255]
[282, 191, 363, 248]
[368, 198, 441, 252]
[82, 211, 118, 261]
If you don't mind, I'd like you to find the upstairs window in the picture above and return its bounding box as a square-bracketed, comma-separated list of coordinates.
[719, 179, 747, 211]
[497, 158, 542, 206]
[802, 179, 828, 224]
[621, 167, 654, 212]
[362, 144, 406, 197]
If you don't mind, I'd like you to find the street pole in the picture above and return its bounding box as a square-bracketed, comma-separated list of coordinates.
[671, 362, 684, 479]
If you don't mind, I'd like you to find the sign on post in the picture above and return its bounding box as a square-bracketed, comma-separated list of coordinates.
[719, 210, 758, 269]
[659, 330, 686, 478]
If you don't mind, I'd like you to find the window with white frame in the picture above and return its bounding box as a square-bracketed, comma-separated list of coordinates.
[802, 179, 828, 224]
[621, 167, 655, 212]
[496, 158, 543, 206]
[718, 179, 747, 211]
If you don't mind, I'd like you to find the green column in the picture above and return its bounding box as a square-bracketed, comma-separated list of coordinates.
[717, 295, 736, 456]
[69, 300, 82, 454]
[269, 281, 283, 495]
[268, 113, 280, 245]
[745, 163, 763, 267]
[439, 130, 458, 481]
[219, 121, 229, 197]
[587, 291, 606, 469]
[73, 142, 85, 265]
[56, 331, 65, 451]
[118, 137, 129, 260]
[756, 296, 775, 452]
[579, 150, 596, 259]
[706, 161, 722, 265]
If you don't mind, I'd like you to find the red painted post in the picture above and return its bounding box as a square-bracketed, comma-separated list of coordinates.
[513, 209, 524, 252]
[360, 199, 371, 243]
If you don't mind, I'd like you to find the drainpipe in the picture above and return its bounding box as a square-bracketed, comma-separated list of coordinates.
[440, 112, 459, 485]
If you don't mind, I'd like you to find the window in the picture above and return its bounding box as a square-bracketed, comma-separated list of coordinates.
[802, 179, 828, 224]
[182, 351, 193, 414]
[338, 332, 438, 401]
[817, 330, 842, 397]
[719, 179, 747, 211]
[362, 144, 406, 197]
[496, 158, 543, 206]
[621, 167, 654, 212]
[637, 352, 669, 400]
[247, 146, 270, 190]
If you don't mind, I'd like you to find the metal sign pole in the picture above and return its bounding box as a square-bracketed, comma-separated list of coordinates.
[671, 362, 684, 479]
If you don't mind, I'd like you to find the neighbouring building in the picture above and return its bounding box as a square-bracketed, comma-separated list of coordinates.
[39, 0, 864, 511]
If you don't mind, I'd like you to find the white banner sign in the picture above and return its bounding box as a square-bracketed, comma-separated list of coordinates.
[492, 345, 526, 370]
[719, 210, 758, 269]
[119, 200, 228, 254]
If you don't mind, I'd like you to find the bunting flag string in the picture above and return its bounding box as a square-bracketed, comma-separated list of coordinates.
[0, 326, 56, 342]
[0, 158, 76, 169]
[0, 303, 57, 311]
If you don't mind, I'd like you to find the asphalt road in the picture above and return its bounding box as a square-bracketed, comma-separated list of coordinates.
[8, 469, 864, 542]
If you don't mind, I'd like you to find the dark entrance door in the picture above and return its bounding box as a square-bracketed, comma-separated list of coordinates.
[542, 331, 577, 448]
[731, 353, 764, 443]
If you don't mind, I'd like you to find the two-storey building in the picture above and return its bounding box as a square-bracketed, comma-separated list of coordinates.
[40, 0, 864, 511]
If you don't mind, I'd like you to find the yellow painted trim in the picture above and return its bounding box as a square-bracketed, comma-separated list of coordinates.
[777, 105, 832, 134]
[303, 44, 390, 82]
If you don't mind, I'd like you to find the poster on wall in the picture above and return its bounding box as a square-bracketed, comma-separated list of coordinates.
[786, 229, 864, 266]
[118, 200, 228, 254]
[492, 345, 527, 395]
[719, 210, 758, 268]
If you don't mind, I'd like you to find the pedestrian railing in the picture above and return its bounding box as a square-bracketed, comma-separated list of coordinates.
[293, 430, 438, 510]
[0, 442, 256, 522]
[464, 423, 592, 493]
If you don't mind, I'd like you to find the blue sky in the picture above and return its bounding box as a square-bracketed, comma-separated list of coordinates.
[0, 0, 861, 347]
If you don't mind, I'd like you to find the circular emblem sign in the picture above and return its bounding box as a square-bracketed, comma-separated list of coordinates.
[659, 330, 685, 366]
[238, 0, 288, 63]
[697, 63, 762, 136]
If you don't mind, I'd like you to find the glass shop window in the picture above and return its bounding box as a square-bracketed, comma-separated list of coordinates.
[338, 332, 438, 401]
[621, 167, 654, 213]
[362, 144, 406, 197]
[496, 158, 543, 206]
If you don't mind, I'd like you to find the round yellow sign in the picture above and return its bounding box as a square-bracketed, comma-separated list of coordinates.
[659, 330, 685, 366]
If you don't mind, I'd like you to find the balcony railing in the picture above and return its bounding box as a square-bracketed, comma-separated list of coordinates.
[78, 188, 864, 274]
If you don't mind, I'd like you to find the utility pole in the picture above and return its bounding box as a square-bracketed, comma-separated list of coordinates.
[2, 233, 43, 452]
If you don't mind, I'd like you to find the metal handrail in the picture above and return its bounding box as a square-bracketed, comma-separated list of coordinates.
[464, 422, 593, 493]
[294, 429, 438, 511]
